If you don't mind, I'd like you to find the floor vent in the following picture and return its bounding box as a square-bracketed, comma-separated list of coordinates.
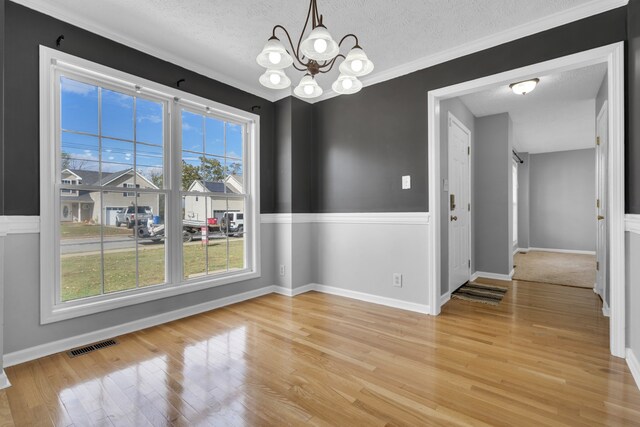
[67, 339, 118, 358]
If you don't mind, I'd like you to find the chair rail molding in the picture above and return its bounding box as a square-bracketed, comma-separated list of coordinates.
[626, 214, 640, 235]
[261, 212, 430, 225]
[0, 216, 40, 235]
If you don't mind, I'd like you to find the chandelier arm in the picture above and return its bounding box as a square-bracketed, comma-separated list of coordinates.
[272, 25, 307, 67]
[291, 62, 309, 72]
[295, 0, 315, 59]
[338, 33, 360, 48]
[318, 54, 346, 73]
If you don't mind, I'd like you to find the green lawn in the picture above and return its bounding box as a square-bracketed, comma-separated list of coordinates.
[61, 223, 132, 239]
[60, 239, 245, 301]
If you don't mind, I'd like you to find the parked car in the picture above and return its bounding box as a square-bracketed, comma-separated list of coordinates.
[116, 206, 153, 228]
[220, 212, 244, 235]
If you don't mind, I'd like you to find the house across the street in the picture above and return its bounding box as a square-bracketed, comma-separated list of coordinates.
[60, 168, 160, 224]
[183, 175, 244, 222]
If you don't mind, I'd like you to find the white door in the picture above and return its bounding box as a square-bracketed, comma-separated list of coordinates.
[595, 102, 608, 299]
[448, 113, 471, 292]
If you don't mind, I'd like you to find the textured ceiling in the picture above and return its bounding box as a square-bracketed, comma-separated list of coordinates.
[14, 0, 615, 102]
[459, 63, 607, 153]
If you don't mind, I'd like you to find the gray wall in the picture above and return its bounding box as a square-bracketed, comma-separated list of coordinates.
[311, 8, 627, 214]
[474, 113, 513, 276]
[529, 149, 596, 251]
[517, 153, 530, 250]
[439, 98, 475, 295]
[627, 232, 640, 360]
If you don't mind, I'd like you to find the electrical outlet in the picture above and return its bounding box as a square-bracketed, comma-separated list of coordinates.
[402, 175, 411, 190]
[393, 273, 402, 287]
[279, 265, 286, 276]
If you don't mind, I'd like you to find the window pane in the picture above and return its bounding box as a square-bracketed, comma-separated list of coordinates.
[199, 155, 226, 191]
[225, 159, 243, 193]
[60, 191, 103, 302]
[136, 98, 163, 146]
[102, 192, 137, 294]
[101, 138, 133, 178]
[102, 89, 134, 141]
[226, 198, 246, 272]
[205, 116, 224, 156]
[183, 194, 207, 279]
[60, 77, 98, 134]
[182, 110, 203, 152]
[207, 197, 227, 275]
[137, 143, 164, 189]
[181, 151, 201, 191]
[61, 132, 100, 177]
[138, 194, 166, 288]
[225, 122, 243, 160]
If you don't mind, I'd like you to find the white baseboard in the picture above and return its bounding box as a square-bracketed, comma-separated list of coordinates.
[529, 247, 596, 255]
[509, 269, 515, 279]
[626, 348, 640, 391]
[440, 292, 451, 306]
[473, 271, 513, 281]
[516, 248, 530, 254]
[0, 371, 11, 389]
[272, 284, 315, 297]
[602, 300, 610, 317]
[3, 285, 276, 367]
[313, 284, 431, 315]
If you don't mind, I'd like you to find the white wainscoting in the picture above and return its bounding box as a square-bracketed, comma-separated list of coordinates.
[627, 348, 640, 391]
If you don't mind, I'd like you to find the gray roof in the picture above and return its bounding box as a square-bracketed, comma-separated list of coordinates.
[68, 168, 140, 186]
[203, 181, 227, 193]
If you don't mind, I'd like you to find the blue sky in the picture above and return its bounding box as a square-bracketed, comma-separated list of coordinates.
[60, 76, 243, 182]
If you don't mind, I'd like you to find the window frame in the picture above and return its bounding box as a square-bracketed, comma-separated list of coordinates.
[39, 46, 261, 324]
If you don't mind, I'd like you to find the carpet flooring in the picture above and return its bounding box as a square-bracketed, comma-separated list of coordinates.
[513, 251, 596, 288]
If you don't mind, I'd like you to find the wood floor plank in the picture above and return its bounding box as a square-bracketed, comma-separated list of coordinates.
[3, 279, 640, 426]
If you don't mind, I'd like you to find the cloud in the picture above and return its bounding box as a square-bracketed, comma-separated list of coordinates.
[61, 78, 97, 96]
[137, 114, 162, 124]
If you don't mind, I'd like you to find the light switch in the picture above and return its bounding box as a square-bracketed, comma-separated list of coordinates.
[443, 178, 449, 191]
[402, 175, 411, 190]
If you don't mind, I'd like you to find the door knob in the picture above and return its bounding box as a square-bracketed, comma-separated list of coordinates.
[597, 215, 605, 221]
[450, 215, 458, 221]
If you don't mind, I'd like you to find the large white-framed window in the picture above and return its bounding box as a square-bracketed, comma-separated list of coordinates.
[40, 46, 260, 324]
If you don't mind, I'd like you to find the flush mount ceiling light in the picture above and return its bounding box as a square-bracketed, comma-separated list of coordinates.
[509, 78, 540, 95]
[256, 0, 373, 98]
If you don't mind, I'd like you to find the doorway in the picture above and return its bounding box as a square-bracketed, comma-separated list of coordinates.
[427, 42, 625, 358]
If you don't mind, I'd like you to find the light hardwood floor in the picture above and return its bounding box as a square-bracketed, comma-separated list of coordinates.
[1, 279, 640, 426]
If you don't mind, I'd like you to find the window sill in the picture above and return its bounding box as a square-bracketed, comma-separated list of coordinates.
[41, 269, 261, 324]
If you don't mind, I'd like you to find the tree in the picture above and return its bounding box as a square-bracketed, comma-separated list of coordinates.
[149, 171, 163, 189]
[61, 152, 88, 170]
[199, 156, 225, 182]
[226, 162, 242, 176]
[181, 161, 202, 190]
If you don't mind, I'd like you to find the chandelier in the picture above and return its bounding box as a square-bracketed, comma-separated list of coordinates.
[256, 0, 374, 99]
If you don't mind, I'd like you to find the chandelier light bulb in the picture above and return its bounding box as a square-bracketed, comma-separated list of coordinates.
[268, 52, 282, 65]
[314, 38, 328, 54]
[256, 37, 293, 69]
[332, 74, 362, 95]
[303, 85, 314, 95]
[351, 59, 364, 73]
[294, 74, 323, 98]
[269, 73, 282, 85]
[259, 69, 291, 89]
[339, 47, 374, 77]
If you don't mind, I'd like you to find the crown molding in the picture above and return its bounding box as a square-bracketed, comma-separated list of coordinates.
[10, 0, 627, 105]
[9, 0, 284, 102]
